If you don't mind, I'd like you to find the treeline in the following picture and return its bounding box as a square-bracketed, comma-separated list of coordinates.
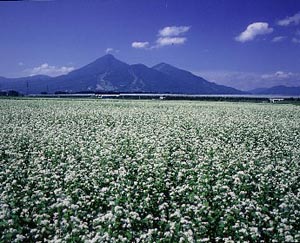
[0, 90, 22, 97]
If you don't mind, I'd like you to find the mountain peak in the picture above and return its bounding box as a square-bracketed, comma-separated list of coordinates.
[153, 62, 192, 76]
[93, 53, 118, 63]
[152, 62, 173, 71]
[65, 54, 129, 78]
[102, 53, 116, 59]
[152, 63, 191, 75]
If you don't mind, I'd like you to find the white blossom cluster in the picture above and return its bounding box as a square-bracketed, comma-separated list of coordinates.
[0, 99, 300, 242]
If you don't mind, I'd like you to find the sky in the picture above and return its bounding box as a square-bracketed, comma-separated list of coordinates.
[1, 0, 300, 90]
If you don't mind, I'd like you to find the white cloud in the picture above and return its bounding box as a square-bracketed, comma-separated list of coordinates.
[158, 26, 191, 37]
[292, 37, 300, 44]
[27, 63, 75, 77]
[131, 41, 149, 49]
[105, 47, 119, 54]
[155, 37, 187, 47]
[278, 12, 300, 26]
[154, 25, 190, 48]
[272, 36, 286, 42]
[18, 62, 24, 66]
[131, 25, 191, 49]
[235, 22, 273, 42]
[105, 48, 114, 53]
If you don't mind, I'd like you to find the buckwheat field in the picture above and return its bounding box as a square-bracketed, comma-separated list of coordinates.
[0, 99, 299, 242]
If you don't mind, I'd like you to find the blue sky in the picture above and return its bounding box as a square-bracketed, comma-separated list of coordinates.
[1, 0, 300, 89]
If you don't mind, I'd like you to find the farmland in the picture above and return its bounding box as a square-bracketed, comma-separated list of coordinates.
[0, 98, 300, 242]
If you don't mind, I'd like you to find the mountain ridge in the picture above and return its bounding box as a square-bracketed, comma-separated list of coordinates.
[249, 85, 300, 96]
[0, 54, 245, 94]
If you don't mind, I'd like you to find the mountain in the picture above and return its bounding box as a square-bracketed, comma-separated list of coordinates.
[46, 54, 133, 93]
[152, 63, 243, 94]
[0, 75, 52, 94]
[250, 85, 300, 96]
[0, 54, 244, 94]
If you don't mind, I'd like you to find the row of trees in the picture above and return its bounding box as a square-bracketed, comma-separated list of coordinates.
[0, 90, 21, 96]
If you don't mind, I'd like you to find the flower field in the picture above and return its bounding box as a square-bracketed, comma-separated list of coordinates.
[0, 98, 300, 242]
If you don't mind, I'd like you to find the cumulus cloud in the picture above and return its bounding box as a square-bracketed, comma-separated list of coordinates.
[27, 63, 75, 77]
[105, 47, 119, 54]
[154, 25, 191, 47]
[272, 36, 287, 42]
[278, 12, 300, 26]
[235, 22, 273, 42]
[158, 26, 191, 37]
[131, 41, 149, 49]
[156, 37, 187, 47]
[131, 25, 191, 49]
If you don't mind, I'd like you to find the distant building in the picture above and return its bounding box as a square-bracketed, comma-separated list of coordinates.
[97, 94, 120, 99]
[269, 98, 284, 103]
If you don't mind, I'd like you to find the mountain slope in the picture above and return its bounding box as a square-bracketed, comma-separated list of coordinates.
[152, 63, 244, 94]
[0, 54, 245, 94]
